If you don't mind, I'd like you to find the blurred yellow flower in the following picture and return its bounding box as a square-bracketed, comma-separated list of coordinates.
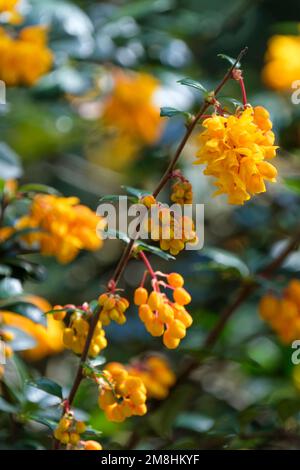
[259, 280, 300, 344]
[128, 356, 176, 400]
[194, 106, 278, 205]
[1, 295, 64, 361]
[0, 25, 53, 86]
[0, 0, 22, 24]
[87, 131, 140, 171]
[102, 71, 163, 146]
[16, 194, 105, 264]
[262, 35, 300, 90]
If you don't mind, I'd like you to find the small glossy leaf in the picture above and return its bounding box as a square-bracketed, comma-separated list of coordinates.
[27, 378, 63, 399]
[99, 194, 136, 203]
[200, 248, 250, 277]
[0, 397, 18, 413]
[177, 78, 207, 93]
[0, 277, 23, 299]
[18, 184, 61, 196]
[0, 301, 47, 326]
[218, 53, 241, 68]
[27, 414, 57, 430]
[121, 185, 151, 199]
[0, 142, 22, 180]
[104, 229, 130, 243]
[160, 107, 191, 119]
[136, 241, 175, 261]
[4, 326, 37, 351]
[88, 357, 106, 368]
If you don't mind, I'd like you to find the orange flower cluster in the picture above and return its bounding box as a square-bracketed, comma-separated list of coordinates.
[259, 279, 300, 343]
[134, 272, 193, 349]
[56, 306, 107, 357]
[98, 362, 147, 422]
[262, 35, 300, 90]
[170, 177, 193, 205]
[102, 71, 162, 146]
[140, 195, 197, 256]
[128, 355, 176, 400]
[194, 106, 278, 205]
[54, 413, 103, 450]
[54, 414, 87, 447]
[98, 293, 129, 325]
[0, 0, 22, 24]
[17, 194, 105, 264]
[0, 25, 53, 86]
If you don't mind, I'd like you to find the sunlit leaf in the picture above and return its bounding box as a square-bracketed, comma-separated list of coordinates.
[0, 278, 23, 299]
[177, 78, 207, 93]
[18, 184, 61, 196]
[0, 142, 22, 180]
[218, 53, 241, 68]
[27, 378, 63, 400]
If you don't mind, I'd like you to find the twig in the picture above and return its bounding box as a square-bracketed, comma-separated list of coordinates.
[55, 47, 248, 449]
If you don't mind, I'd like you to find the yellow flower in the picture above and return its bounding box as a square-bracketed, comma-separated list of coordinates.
[0, 295, 64, 361]
[0, 25, 53, 86]
[0, 0, 22, 24]
[259, 280, 300, 344]
[128, 356, 176, 400]
[16, 194, 105, 264]
[194, 106, 278, 205]
[262, 35, 300, 90]
[102, 71, 163, 146]
[98, 362, 147, 422]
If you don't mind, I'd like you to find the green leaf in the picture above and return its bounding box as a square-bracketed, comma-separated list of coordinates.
[99, 194, 136, 203]
[175, 413, 214, 432]
[0, 178, 5, 194]
[27, 378, 63, 399]
[83, 427, 102, 439]
[221, 96, 243, 108]
[218, 53, 241, 68]
[0, 264, 12, 276]
[104, 228, 130, 243]
[18, 184, 61, 196]
[0, 397, 18, 413]
[4, 326, 37, 351]
[135, 241, 176, 261]
[1, 258, 46, 283]
[88, 357, 106, 368]
[283, 177, 300, 195]
[160, 107, 191, 119]
[199, 248, 250, 277]
[0, 277, 23, 299]
[177, 78, 207, 93]
[0, 142, 22, 180]
[0, 301, 47, 326]
[121, 185, 151, 199]
[27, 413, 57, 431]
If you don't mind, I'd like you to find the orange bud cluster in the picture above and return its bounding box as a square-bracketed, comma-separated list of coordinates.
[98, 362, 147, 422]
[171, 179, 193, 205]
[128, 355, 176, 400]
[259, 279, 300, 344]
[54, 306, 107, 357]
[54, 414, 86, 448]
[134, 272, 193, 349]
[98, 293, 129, 326]
[140, 195, 198, 256]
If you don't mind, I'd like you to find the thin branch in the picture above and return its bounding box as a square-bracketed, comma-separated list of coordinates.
[56, 47, 248, 449]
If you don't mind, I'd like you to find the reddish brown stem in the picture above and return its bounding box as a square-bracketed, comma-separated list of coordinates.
[55, 47, 248, 449]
